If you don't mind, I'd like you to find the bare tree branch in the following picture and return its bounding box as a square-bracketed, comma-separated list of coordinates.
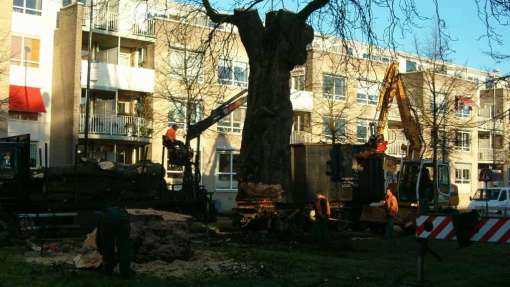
[298, 0, 330, 21]
[202, 0, 235, 24]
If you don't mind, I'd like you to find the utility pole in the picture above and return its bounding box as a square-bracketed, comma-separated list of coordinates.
[84, 0, 94, 158]
[491, 69, 499, 187]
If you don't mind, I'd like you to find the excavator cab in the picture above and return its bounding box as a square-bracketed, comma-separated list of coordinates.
[397, 160, 456, 207]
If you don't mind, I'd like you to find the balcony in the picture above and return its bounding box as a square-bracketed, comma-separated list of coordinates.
[82, 7, 118, 32]
[81, 60, 155, 93]
[131, 19, 156, 38]
[82, 6, 156, 38]
[290, 131, 313, 144]
[290, 90, 313, 112]
[478, 108, 504, 130]
[478, 148, 507, 162]
[79, 113, 152, 142]
[386, 139, 407, 157]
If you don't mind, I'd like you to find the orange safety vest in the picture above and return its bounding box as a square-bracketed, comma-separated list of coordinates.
[165, 127, 177, 141]
[315, 194, 331, 218]
[385, 191, 399, 217]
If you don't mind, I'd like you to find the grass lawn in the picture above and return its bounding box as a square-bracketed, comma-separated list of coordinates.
[0, 234, 509, 287]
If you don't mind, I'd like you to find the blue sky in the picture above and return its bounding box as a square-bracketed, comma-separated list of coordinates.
[395, 1, 509, 75]
[210, 0, 509, 75]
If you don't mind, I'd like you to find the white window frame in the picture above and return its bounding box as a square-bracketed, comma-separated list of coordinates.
[168, 100, 203, 129]
[455, 167, 470, 184]
[168, 48, 204, 82]
[217, 107, 245, 134]
[216, 150, 239, 192]
[217, 59, 248, 87]
[356, 119, 374, 143]
[13, 0, 42, 15]
[323, 116, 346, 139]
[356, 80, 378, 105]
[322, 74, 346, 100]
[454, 130, 471, 151]
[291, 74, 305, 91]
[456, 104, 471, 118]
[11, 35, 40, 68]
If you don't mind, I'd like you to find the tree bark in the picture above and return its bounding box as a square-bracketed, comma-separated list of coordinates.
[237, 10, 315, 200]
[202, 1, 328, 200]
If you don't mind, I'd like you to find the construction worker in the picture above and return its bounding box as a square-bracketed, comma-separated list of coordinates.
[96, 207, 134, 278]
[383, 184, 398, 239]
[313, 194, 330, 241]
[164, 124, 178, 144]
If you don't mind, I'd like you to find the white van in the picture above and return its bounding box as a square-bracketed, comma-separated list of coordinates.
[468, 187, 510, 217]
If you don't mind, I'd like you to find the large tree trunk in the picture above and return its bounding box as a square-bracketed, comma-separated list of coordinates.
[202, 0, 327, 201]
[236, 11, 314, 201]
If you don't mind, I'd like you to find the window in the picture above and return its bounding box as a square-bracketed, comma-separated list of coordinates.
[117, 101, 132, 115]
[293, 112, 311, 132]
[29, 142, 38, 167]
[456, 103, 471, 117]
[11, 35, 40, 67]
[323, 117, 346, 139]
[499, 191, 507, 201]
[218, 60, 248, 87]
[356, 119, 374, 143]
[406, 60, 417, 72]
[13, 0, 42, 15]
[323, 74, 346, 100]
[430, 92, 447, 116]
[357, 80, 378, 105]
[169, 48, 203, 81]
[216, 150, 239, 191]
[9, 111, 39, 121]
[168, 100, 203, 129]
[455, 168, 470, 184]
[217, 108, 245, 133]
[291, 74, 305, 91]
[454, 131, 471, 151]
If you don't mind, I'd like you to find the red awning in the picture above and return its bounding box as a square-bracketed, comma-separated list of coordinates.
[9, 85, 46, 113]
[456, 96, 477, 107]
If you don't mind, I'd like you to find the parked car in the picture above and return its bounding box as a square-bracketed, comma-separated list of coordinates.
[468, 187, 510, 217]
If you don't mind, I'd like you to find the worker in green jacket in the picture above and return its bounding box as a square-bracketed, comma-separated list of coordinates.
[96, 207, 133, 278]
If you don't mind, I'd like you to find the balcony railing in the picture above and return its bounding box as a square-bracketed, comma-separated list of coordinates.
[79, 113, 152, 139]
[478, 148, 507, 162]
[291, 131, 313, 144]
[82, 7, 118, 32]
[478, 108, 504, 130]
[386, 139, 407, 156]
[132, 19, 156, 37]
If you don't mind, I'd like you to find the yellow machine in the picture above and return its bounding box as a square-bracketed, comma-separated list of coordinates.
[361, 62, 459, 227]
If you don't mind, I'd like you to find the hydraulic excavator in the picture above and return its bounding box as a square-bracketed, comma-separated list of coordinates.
[362, 62, 459, 227]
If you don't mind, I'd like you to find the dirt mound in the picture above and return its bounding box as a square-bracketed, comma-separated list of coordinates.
[129, 209, 193, 262]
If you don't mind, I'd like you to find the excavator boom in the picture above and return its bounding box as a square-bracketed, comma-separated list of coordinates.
[375, 63, 423, 160]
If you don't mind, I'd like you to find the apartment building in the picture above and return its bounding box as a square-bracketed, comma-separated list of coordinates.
[0, 0, 60, 167]
[50, 0, 156, 166]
